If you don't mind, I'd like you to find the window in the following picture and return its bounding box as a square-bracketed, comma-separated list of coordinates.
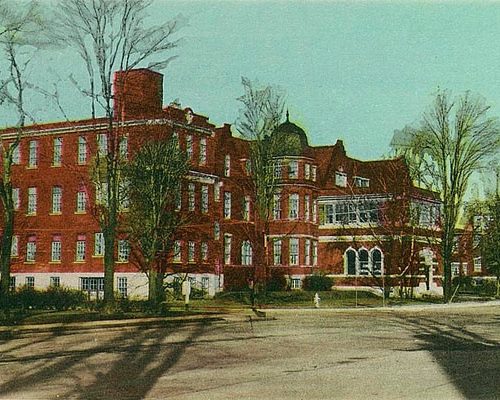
[311, 165, 317, 182]
[28, 140, 38, 167]
[474, 257, 482, 272]
[346, 249, 356, 275]
[304, 163, 311, 180]
[78, 136, 87, 164]
[76, 189, 86, 213]
[119, 135, 128, 159]
[289, 193, 299, 220]
[188, 183, 195, 211]
[201, 185, 209, 213]
[12, 188, 20, 210]
[224, 154, 231, 177]
[313, 200, 317, 223]
[451, 262, 460, 276]
[94, 232, 104, 256]
[324, 204, 334, 224]
[224, 192, 231, 219]
[335, 203, 356, 224]
[273, 239, 282, 265]
[76, 235, 86, 261]
[96, 182, 108, 205]
[462, 263, 468, 276]
[354, 176, 369, 188]
[186, 135, 193, 160]
[304, 239, 311, 266]
[359, 249, 369, 276]
[118, 240, 130, 262]
[199, 137, 207, 165]
[173, 241, 182, 262]
[97, 133, 107, 156]
[52, 186, 62, 213]
[201, 276, 209, 290]
[53, 137, 62, 166]
[27, 187, 37, 214]
[241, 240, 252, 265]
[201, 242, 208, 261]
[50, 277, 60, 287]
[26, 236, 36, 262]
[11, 142, 20, 164]
[80, 277, 104, 293]
[51, 237, 62, 262]
[274, 160, 282, 178]
[304, 195, 310, 221]
[11, 235, 19, 257]
[335, 171, 347, 187]
[289, 238, 299, 265]
[273, 194, 281, 220]
[312, 241, 318, 266]
[119, 180, 130, 210]
[359, 201, 379, 223]
[117, 277, 127, 298]
[25, 276, 35, 288]
[288, 160, 298, 179]
[291, 278, 302, 289]
[214, 182, 221, 202]
[176, 182, 182, 211]
[9, 276, 15, 291]
[371, 249, 382, 276]
[214, 221, 220, 240]
[224, 234, 232, 265]
[188, 241, 195, 262]
[243, 196, 251, 221]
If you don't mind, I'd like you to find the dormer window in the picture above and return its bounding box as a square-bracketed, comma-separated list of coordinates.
[354, 176, 370, 188]
[335, 171, 347, 187]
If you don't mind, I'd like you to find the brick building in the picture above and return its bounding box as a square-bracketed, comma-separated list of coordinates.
[0, 68, 443, 298]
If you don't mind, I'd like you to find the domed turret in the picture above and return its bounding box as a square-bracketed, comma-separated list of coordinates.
[272, 111, 309, 156]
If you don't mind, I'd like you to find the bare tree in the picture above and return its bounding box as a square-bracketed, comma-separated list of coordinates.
[53, 0, 185, 307]
[125, 136, 189, 306]
[235, 77, 285, 299]
[391, 90, 500, 302]
[0, 2, 50, 300]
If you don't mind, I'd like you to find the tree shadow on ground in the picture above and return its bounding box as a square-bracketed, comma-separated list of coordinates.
[396, 315, 500, 399]
[0, 321, 208, 399]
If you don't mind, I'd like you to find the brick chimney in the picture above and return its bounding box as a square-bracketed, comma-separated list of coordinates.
[113, 69, 163, 120]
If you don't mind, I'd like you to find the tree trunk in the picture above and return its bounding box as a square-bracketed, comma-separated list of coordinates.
[148, 269, 165, 307]
[0, 209, 14, 301]
[103, 229, 116, 308]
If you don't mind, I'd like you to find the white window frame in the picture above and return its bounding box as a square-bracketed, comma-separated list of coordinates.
[224, 234, 232, 265]
[52, 186, 62, 214]
[273, 194, 281, 220]
[12, 188, 20, 210]
[78, 136, 87, 164]
[53, 137, 62, 166]
[243, 195, 251, 221]
[241, 240, 252, 266]
[119, 135, 128, 159]
[97, 133, 108, 156]
[173, 240, 182, 262]
[201, 242, 208, 261]
[354, 176, 370, 188]
[289, 193, 299, 220]
[312, 165, 317, 182]
[25, 276, 35, 288]
[26, 239, 36, 262]
[28, 140, 38, 168]
[312, 241, 318, 266]
[117, 277, 127, 298]
[304, 195, 310, 221]
[473, 257, 482, 272]
[224, 154, 231, 177]
[188, 183, 195, 211]
[51, 239, 62, 262]
[11, 142, 20, 164]
[186, 134, 193, 160]
[273, 239, 282, 265]
[201, 185, 209, 213]
[224, 192, 231, 219]
[76, 239, 86, 262]
[188, 241, 195, 262]
[118, 240, 130, 262]
[289, 238, 299, 266]
[304, 163, 311, 180]
[11, 235, 19, 257]
[27, 187, 37, 214]
[335, 171, 347, 187]
[304, 239, 311, 266]
[94, 232, 105, 256]
[76, 190, 86, 213]
[199, 137, 207, 165]
[288, 160, 298, 179]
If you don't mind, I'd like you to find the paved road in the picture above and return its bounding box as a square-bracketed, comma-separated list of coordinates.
[0, 304, 498, 399]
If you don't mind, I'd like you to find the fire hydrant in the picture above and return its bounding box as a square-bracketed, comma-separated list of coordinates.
[314, 292, 321, 308]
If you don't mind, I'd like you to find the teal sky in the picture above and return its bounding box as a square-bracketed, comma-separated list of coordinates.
[5, 1, 500, 161]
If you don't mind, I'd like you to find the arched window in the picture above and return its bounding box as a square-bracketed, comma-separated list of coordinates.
[345, 248, 356, 275]
[371, 248, 383, 276]
[241, 240, 252, 266]
[359, 248, 369, 276]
